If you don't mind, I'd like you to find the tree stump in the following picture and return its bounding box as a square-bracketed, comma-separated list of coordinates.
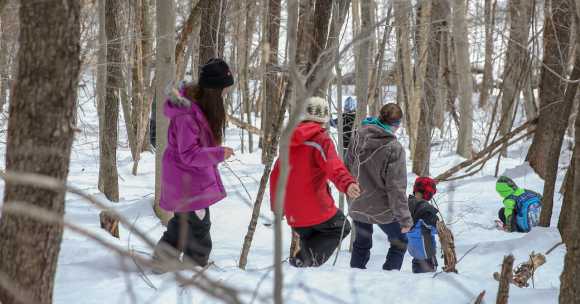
[437, 221, 458, 273]
[99, 210, 120, 239]
[496, 255, 514, 304]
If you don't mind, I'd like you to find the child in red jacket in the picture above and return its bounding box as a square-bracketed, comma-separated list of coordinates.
[270, 97, 361, 267]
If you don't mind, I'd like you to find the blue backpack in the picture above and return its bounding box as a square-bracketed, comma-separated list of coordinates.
[407, 220, 437, 260]
[508, 190, 542, 232]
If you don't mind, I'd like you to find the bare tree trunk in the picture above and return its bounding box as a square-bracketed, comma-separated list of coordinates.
[190, 5, 202, 82]
[242, 0, 257, 153]
[273, 3, 300, 303]
[414, 0, 448, 176]
[307, 0, 332, 97]
[560, 64, 580, 302]
[101, 0, 122, 202]
[175, 0, 201, 79]
[0, 1, 80, 303]
[537, 0, 576, 227]
[199, 0, 222, 64]
[97, 0, 107, 191]
[434, 11, 450, 132]
[154, 0, 176, 224]
[452, 0, 473, 158]
[394, 0, 415, 148]
[368, 5, 392, 115]
[479, 0, 496, 108]
[141, 0, 154, 153]
[526, 0, 574, 178]
[499, 0, 533, 156]
[261, 0, 282, 163]
[558, 155, 575, 244]
[0, 16, 8, 112]
[409, 0, 431, 159]
[131, 0, 147, 175]
[354, 0, 371, 126]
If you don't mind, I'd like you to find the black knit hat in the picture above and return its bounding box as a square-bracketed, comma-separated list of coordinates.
[199, 58, 234, 89]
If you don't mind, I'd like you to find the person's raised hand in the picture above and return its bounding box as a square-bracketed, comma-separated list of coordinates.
[347, 183, 361, 199]
[400, 226, 411, 234]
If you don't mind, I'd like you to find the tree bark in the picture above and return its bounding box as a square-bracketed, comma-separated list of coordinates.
[0, 15, 8, 112]
[154, 0, 176, 224]
[413, 0, 447, 176]
[260, 0, 282, 163]
[559, 57, 580, 303]
[498, 0, 533, 156]
[526, 0, 574, 178]
[97, 0, 107, 191]
[175, 0, 201, 79]
[101, 0, 122, 202]
[452, 0, 474, 158]
[0, 1, 80, 303]
[560, 151, 575, 244]
[306, 0, 332, 97]
[537, 0, 577, 227]
[130, 0, 149, 175]
[394, 0, 415, 149]
[479, 0, 497, 108]
[354, 0, 371, 126]
[198, 0, 224, 64]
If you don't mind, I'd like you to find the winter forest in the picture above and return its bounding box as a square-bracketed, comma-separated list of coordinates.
[0, 0, 579, 303]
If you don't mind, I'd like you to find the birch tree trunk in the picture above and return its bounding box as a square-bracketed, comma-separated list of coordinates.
[452, 0, 473, 158]
[154, 0, 176, 224]
[101, 0, 122, 202]
[0, 1, 80, 303]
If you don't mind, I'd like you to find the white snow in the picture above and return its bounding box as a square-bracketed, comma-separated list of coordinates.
[34, 92, 567, 304]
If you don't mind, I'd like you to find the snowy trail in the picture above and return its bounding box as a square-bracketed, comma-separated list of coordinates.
[49, 102, 567, 303]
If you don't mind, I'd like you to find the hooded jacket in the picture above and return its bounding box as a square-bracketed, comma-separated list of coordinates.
[345, 120, 412, 227]
[159, 91, 226, 212]
[496, 176, 541, 225]
[270, 122, 355, 228]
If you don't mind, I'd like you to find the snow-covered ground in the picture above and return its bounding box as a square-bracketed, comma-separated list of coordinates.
[46, 93, 569, 304]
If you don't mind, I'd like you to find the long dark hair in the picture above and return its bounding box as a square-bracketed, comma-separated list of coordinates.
[183, 83, 226, 145]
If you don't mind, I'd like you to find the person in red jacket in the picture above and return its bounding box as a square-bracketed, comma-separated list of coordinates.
[270, 96, 361, 267]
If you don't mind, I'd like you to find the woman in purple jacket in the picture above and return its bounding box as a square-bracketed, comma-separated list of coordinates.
[153, 58, 234, 271]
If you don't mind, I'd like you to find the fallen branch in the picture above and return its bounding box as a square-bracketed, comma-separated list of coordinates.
[437, 221, 458, 273]
[227, 114, 262, 136]
[512, 252, 546, 288]
[435, 118, 538, 182]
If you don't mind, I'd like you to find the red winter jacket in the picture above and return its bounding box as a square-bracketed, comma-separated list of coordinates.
[270, 122, 356, 228]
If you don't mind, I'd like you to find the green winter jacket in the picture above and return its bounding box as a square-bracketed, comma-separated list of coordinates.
[496, 186, 525, 220]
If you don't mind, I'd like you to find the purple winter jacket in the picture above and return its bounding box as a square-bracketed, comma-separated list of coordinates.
[159, 97, 226, 212]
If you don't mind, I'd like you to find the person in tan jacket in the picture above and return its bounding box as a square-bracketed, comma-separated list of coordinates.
[345, 103, 412, 270]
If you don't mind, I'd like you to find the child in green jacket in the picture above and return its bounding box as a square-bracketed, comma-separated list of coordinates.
[496, 176, 542, 232]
